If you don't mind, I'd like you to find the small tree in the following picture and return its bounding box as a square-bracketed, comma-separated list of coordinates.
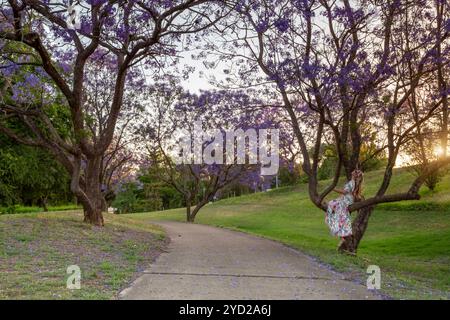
[137, 83, 276, 222]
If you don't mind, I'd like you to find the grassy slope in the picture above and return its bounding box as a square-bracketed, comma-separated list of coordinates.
[129, 167, 450, 300]
[0, 204, 82, 214]
[0, 211, 166, 299]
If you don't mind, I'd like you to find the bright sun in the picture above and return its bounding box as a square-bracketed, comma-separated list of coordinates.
[434, 146, 445, 157]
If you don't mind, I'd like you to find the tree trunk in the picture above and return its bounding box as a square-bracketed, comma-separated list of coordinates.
[42, 197, 48, 212]
[338, 206, 374, 254]
[83, 206, 104, 226]
[189, 207, 199, 223]
[81, 186, 104, 226]
[186, 196, 194, 222]
[101, 196, 108, 212]
[81, 157, 105, 226]
[189, 201, 207, 223]
[186, 205, 195, 222]
[436, 0, 448, 158]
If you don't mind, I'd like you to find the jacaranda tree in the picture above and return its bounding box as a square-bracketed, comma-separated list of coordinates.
[136, 81, 280, 222]
[205, 0, 450, 253]
[0, 0, 231, 225]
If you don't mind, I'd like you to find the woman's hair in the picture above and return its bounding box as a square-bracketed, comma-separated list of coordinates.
[352, 169, 364, 201]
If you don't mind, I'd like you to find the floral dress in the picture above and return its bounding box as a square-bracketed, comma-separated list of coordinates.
[325, 180, 354, 237]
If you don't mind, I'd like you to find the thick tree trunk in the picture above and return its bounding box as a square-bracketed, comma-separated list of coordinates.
[81, 186, 104, 226]
[81, 188, 104, 226]
[83, 206, 104, 226]
[101, 196, 108, 212]
[338, 206, 374, 254]
[81, 157, 105, 226]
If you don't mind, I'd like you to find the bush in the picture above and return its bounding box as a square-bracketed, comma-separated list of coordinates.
[112, 183, 138, 214]
[131, 199, 163, 213]
[278, 165, 301, 186]
[0, 205, 17, 215]
[317, 157, 337, 180]
[112, 182, 164, 214]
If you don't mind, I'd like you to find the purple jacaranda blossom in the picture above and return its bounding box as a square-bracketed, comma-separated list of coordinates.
[0, 61, 19, 77]
[10, 73, 48, 103]
[256, 19, 269, 33]
[59, 62, 72, 74]
[116, 24, 129, 42]
[24, 73, 41, 87]
[274, 18, 290, 33]
[80, 19, 92, 34]
[87, 0, 108, 6]
[445, 18, 450, 32]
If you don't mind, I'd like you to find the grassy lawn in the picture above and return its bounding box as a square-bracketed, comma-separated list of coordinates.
[128, 167, 450, 300]
[0, 211, 167, 299]
[0, 204, 82, 214]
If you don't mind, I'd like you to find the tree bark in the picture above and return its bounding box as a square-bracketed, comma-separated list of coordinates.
[436, 0, 449, 158]
[80, 157, 105, 226]
[338, 206, 374, 254]
[186, 198, 194, 222]
[83, 206, 104, 226]
[101, 196, 108, 212]
[189, 203, 205, 223]
[40, 196, 48, 212]
[186, 206, 195, 222]
[42, 197, 48, 212]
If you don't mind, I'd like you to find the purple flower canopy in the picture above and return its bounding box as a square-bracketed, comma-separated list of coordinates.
[274, 18, 290, 33]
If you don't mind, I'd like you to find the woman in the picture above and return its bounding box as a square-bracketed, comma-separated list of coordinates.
[325, 169, 364, 243]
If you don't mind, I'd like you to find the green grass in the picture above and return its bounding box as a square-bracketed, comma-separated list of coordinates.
[128, 167, 450, 300]
[0, 204, 82, 214]
[0, 211, 166, 300]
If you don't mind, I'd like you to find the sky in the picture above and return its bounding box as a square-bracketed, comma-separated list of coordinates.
[179, 51, 216, 93]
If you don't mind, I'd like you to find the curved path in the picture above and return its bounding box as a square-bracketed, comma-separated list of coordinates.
[119, 221, 381, 300]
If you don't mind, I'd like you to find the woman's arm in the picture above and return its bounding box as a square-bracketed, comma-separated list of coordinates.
[333, 188, 346, 195]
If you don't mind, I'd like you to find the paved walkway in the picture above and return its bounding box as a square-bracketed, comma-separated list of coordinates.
[119, 221, 381, 300]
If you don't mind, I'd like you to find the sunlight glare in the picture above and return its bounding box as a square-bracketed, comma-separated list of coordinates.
[434, 146, 444, 157]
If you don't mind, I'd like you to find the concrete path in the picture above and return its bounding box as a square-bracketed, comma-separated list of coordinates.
[119, 221, 381, 300]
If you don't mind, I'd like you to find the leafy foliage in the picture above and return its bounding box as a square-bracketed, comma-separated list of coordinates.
[0, 134, 71, 210]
